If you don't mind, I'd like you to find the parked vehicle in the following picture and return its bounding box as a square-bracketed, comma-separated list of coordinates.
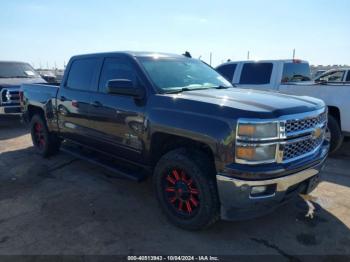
[21, 52, 329, 230]
[216, 59, 350, 153]
[37, 69, 65, 84]
[0, 61, 45, 115]
[314, 68, 350, 83]
[312, 70, 327, 80]
[37, 70, 58, 84]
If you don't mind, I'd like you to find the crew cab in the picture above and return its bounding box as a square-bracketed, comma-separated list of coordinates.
[21, 52, 329, 230]
[216, 59, 350, 152]
[0, 61, 45, 115]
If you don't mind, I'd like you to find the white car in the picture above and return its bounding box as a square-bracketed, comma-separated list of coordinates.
[216, 59, 350, 153]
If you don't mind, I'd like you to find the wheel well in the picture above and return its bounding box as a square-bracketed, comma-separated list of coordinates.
[150, 133, 216, 172]
[27, 105, 45, 121]
[328, 106, 341, 128]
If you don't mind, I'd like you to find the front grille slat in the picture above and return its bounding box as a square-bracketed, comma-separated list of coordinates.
[285, 112, 327, 135]
[283, 136, 323, 162]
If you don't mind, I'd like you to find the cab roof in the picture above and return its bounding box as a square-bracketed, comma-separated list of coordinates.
[71, 51, 185, 60]
[218, 59, 309, 67]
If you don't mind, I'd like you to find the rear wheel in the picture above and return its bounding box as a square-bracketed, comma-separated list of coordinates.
[154, 148, 220, 230]
[327, 114, 343, 154]
[30, 114, 61, 157]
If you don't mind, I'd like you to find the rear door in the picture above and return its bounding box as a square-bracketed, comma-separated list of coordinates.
[88, 56, 147, 163]
[56, 57, 102, 144]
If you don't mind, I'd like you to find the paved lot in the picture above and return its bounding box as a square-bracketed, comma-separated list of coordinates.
[0, 119, 350, 258]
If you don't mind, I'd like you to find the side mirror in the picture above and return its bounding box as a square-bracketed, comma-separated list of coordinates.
[106, 79, 144, 98]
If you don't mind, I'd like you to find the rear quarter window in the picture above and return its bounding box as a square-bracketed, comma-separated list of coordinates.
[66, 58, 99, 91]
[239, 63, 273, 85]
[216, 64, 237, 82]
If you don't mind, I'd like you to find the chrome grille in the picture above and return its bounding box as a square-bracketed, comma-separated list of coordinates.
[285, 112, 327, 134]
[0, 88, 20, 105]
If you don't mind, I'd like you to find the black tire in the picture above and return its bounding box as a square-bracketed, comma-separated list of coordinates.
[327, 114, 343, 154]
[30, 114, 61, 157]
[153, 148, 220, 230]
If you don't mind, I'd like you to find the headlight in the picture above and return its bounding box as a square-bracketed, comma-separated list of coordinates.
[235, 120, 279, 164]
[236, 144, 277, 163]
[237, 122, 278, 140]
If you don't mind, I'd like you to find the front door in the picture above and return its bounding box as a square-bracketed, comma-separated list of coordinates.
[88, 57, 147, 163]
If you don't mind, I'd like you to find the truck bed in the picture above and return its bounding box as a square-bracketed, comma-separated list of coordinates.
[21, 83, 59, 106]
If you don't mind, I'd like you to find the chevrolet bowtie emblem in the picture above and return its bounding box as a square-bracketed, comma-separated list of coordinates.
[312, 127, 322, 139]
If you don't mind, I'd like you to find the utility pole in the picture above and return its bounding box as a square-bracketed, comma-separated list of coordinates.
[293, 49, 296, 60]
[247, 51, 250, 60]
[209, 52, 212, 66]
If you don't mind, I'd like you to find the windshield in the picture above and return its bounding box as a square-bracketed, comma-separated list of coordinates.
[139, 58, 232, 92]
[0, 62, 40, 78]
[281, 62, 311, 83]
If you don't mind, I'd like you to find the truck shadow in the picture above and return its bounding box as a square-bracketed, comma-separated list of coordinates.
[321, 139, 350, 188]
[0, 118, 28, 140]
[0, 146, 349, 255]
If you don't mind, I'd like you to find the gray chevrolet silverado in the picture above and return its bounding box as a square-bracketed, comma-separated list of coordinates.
[21, 52, 329, 230]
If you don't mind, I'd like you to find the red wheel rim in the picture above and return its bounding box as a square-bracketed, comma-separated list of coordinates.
[33, 122, 45, 149]
[163, 168, 200, 216]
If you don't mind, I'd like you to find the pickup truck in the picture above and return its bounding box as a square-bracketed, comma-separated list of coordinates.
[21, 52, 329, 230]
[0, 61, 45, 115]
[216, 59, 350, 153]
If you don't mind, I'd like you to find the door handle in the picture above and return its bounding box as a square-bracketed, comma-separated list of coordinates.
[91, 101, 102, 107]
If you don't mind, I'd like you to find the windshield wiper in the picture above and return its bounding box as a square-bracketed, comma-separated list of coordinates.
[164, 86, 235, 94]
[164, 87, 212, 94]
[214, 85, 231, 89]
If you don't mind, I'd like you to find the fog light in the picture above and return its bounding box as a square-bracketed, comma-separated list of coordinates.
[251, 186, 267, 195]
[250, 184, 277, 198]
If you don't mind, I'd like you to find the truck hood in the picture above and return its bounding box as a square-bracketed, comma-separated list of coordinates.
[0, 77, 46, 89]
[162, 88, 324, 118]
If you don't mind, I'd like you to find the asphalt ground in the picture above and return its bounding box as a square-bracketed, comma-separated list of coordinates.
[0, 118, 349, 260]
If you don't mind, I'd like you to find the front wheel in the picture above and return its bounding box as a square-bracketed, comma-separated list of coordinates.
[30, 114, 61, 157]
[153, 148, 220, 230]
[327, 114, 343, 154]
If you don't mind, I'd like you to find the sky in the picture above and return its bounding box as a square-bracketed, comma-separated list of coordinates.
[0, 0, 349, 68]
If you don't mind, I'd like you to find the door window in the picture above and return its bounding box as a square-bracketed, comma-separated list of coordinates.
[319, 70, 345, 82]
[216, 64, 237, 82]
[98, 58, 138, 93]
[66, 58, 99, 91]
[239, 63, 273, 85]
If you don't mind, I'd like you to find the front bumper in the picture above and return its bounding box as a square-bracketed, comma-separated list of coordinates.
[0, 105, 21, 115]
[216, 142, 328, 221]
